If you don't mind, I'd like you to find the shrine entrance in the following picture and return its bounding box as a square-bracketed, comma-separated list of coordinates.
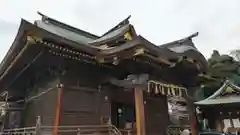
[111, 101, 136, 129]
[135, 80, 194, 135]
[108, 74, 198, 135]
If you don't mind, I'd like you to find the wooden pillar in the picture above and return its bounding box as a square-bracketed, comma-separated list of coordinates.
[53, 84, 63, 135]
[36, 116, 41, 135]
[191, 116, 198, 135]
[186, 97, 198, 135]
[134, 87, 146, 135]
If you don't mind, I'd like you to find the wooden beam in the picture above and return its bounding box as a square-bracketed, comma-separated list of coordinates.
[134, 88, 146, 135]
[53, 84, 63, 135]
[143, 53, 173, 65]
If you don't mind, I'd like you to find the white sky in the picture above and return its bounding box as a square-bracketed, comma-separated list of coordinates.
[0, 0, 240, 60]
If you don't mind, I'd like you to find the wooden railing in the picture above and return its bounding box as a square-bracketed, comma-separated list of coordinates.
[167, 125, 191, 135]
[0, 115, 124, 135]
[1, 125, 123, 135]
[2, 127, 36, 135]
[119, 129, 136, 135]
[226, 127, 240, 132]
[2, 124, 191, 135]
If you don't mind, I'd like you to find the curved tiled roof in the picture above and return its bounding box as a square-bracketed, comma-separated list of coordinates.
[195, 80, 240, 106]
[0, 12, 208, 85]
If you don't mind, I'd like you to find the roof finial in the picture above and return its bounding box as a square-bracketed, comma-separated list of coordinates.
[190, 32, 199, 38]
[37, 11, 49, 21]
[177, 32, 199, 43]
[101, 15, 132, 36]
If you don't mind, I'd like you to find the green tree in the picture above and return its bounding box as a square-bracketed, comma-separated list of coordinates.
[199, 50, 240, 99]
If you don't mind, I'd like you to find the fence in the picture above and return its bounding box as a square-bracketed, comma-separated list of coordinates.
[167, 125, 191, 135]
[0, 116, 123, 135]
[1, 125, 123, 135]
[2, 125, 124, 135]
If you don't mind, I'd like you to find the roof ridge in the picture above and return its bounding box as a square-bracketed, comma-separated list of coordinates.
[158, 32, 199, 47]
[37, 11, 99, 39]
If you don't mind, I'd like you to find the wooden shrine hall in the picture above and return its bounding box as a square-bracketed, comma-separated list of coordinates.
[0, 12, 208, 135]
[195, 80, 240, 133]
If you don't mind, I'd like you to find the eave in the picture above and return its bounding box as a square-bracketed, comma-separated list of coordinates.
[24, 20, 100, 55]
[34, 12, 208, 73]
[0, 19, 34, 78]
[0, 18, 104, 70]
[94, 34, 207, 73]
[0, 19, 101, 85]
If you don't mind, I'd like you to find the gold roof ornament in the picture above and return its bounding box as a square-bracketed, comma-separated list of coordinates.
[124, 32, 133, 40]
[225, 86, 234, 93]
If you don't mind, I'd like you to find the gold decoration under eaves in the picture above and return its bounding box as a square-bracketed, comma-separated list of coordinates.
[27, 36, 42, 44]
[225, 86, 234, 93]
[124, 32, 132, 40]
[134, 48, 145, 56]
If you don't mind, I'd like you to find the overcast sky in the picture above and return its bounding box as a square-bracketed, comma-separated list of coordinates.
[0, 0, 240, 60]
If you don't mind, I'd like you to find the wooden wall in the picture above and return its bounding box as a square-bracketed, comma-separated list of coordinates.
[60, 87, 101, 125]
[22, 78, 59, 127]
[144, 94, 169, 135]
[59, 60, 170, 135]
[10, 57, 171, 135]
[59, 62, 110, 125]
[99, 86, 111, 124]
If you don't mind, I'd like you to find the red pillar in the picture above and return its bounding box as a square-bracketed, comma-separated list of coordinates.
[53, 84, 63, 135]
[187, 98, 198, 135]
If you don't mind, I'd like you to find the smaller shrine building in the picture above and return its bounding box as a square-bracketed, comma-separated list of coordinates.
[195, 80, 240, 133]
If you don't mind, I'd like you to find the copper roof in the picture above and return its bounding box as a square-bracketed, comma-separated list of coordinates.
[0, 12, 208, 83]
[195, 80, 240, 106]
